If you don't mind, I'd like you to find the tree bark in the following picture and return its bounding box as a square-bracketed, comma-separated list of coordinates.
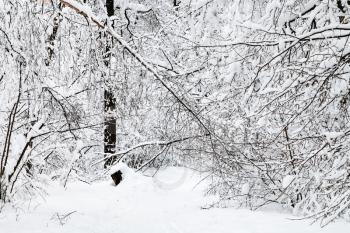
[45, 4, 62, 66]
[104, 0, 117, 168]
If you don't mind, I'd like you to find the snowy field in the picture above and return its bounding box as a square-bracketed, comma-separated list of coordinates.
[0, 167, 348, 233]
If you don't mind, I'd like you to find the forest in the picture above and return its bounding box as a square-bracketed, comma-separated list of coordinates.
[1, 0, 350, 232]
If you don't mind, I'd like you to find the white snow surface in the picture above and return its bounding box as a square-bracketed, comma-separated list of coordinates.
[0, 167, 348, 233]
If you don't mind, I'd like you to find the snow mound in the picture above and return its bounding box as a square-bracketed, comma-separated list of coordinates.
[109, 162, 134, 176]
[108, 162, 150, 189]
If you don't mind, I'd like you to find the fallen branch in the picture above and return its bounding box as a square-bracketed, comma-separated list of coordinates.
[136, 146, 169, 172]
[59, 0, 211, 135]
[92, 134, 209, 166]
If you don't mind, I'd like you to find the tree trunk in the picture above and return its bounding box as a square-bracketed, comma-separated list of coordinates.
[104, 0, 117, 168]
[45, 4, 62, 66]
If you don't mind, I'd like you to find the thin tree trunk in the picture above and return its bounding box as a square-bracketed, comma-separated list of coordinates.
[104, 0, 117, 168]
[45, 4, 62, 66]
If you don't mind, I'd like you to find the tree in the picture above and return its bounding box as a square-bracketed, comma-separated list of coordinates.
[0, 0, 101, 202]
[103, 0, 117, 167]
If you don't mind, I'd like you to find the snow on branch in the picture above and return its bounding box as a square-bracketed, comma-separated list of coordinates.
[281, 0, 320, 26]
[59, 0, 212, 135]
[93, 134, 209, 166]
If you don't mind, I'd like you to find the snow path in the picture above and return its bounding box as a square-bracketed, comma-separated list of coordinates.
[0, 167, 348, 233]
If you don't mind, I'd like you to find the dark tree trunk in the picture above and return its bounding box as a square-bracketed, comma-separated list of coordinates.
[104, 90, 116, 167]
[104, 0, 117, 168]
[45, 4, 62, 66]
[173, 0, 179, 10]
[106, 0, 114, 17]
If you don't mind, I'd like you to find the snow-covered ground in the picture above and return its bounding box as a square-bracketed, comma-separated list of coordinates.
[0, 166, 348, 233]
